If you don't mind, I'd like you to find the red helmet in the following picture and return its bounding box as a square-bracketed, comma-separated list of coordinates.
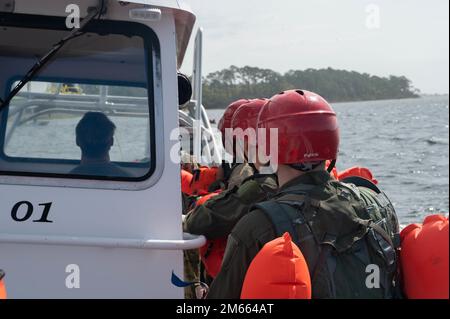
[231, 99, 267, 131]
[257, 89, 339, 165]
[218, 99, 250, 141]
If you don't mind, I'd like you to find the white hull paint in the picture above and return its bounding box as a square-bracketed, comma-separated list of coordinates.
[0, 0, 205, 298]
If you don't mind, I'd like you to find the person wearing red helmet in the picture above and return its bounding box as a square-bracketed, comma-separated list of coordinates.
[215, 99, 256, 191]
[208, 90, 401, 299]
[231, 98, 268, 166]
[217, 99, 250, 146]
[184, 99, 278, 284]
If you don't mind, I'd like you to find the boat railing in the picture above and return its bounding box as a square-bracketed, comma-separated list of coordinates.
[0, 232, 207, 250]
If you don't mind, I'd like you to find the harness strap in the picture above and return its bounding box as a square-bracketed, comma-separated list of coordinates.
[254, 201, 304, 248]
[360, 219, 395, 248]
[327, 159, 337, 173]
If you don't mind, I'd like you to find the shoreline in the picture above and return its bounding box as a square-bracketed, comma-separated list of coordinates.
[205, 95, 449, 110]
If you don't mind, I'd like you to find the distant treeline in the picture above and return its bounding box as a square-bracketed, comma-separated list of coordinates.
[202, 66, 420, 109]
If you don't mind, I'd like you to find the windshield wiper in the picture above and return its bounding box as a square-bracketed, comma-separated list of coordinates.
[0, 0, 106, 112]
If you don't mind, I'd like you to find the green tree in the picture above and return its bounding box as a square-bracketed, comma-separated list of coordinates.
[202, 66, 420, 109]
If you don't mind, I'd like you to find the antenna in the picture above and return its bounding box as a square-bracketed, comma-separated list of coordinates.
[192, 28, 203, 162]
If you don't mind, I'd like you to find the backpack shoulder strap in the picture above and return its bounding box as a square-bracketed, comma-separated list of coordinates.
[253, 200, 304, 247]
[252, 183, 317, 246]
[254, 199, 338, 297]
[358, 219, 395, 248]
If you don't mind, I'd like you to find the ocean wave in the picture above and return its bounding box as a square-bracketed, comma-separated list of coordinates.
[391, 136, 406, 142]
[426, 137, 449, 145]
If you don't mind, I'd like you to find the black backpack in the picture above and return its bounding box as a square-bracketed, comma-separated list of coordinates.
[253, 176, 402, 299]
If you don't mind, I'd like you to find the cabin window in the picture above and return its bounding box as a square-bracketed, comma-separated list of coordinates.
[0, 14, 158, 182]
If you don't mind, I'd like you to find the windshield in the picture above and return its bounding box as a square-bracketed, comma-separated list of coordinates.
[0, 13, 157, 181]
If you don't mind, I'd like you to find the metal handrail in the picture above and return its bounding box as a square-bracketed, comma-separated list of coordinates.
[0, 232, 206, 250]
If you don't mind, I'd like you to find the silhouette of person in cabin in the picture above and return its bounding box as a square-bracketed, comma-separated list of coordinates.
[71, 112, 129, 177]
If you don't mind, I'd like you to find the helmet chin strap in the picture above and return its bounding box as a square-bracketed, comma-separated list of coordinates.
[289, 161, 321, 172]
[327, 159, 337, 173]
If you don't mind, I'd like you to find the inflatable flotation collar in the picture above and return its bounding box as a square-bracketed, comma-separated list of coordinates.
[401, 215, 449, 299]
[326, 161, 378, 186]
[337, 166, 378, 184]
[0, 270, 6, 299]
[241, 233, 312, 299]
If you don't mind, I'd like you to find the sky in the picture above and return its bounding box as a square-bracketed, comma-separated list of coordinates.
[180, 0, 449, 94]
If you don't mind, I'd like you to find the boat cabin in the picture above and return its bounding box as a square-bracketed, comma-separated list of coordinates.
[0, 0, 217, 298]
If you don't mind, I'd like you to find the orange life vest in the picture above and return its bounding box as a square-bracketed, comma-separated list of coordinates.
[337, 167, 378, 184]
[181, 169, 194, 195]
[326, 160, 378, 185]
[400, 215, 449, 299]
[200, 238, 227, 279]
[0, 270, 6, 300]
[241, 232, 312, 299]
[190, 167, 219, 196]
[194, 192, 228, 279]
[195, 192, 219, 206]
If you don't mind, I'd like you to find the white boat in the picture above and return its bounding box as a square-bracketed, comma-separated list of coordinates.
[0, 0, 219, 298]
[1, 0, 447, 301]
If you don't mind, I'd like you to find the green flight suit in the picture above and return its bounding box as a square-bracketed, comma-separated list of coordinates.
[184, 174, 278, 239]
